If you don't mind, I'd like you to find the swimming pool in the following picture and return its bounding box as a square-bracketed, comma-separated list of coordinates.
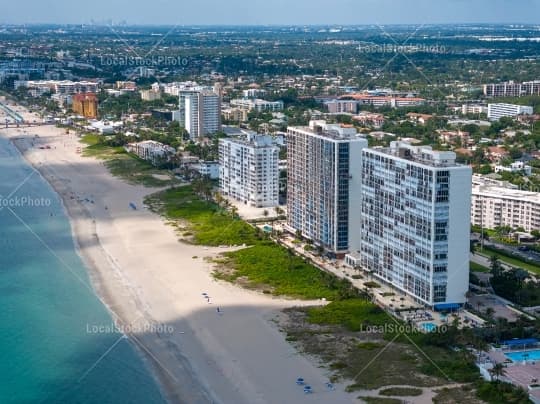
[421, 323, 436, 332]
[505, 349, 540, 361]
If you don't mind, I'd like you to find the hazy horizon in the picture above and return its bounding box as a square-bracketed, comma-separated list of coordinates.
[2, 0, 539, 26]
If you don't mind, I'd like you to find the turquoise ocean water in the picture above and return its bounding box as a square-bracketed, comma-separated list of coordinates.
[0, 136, 166, 404]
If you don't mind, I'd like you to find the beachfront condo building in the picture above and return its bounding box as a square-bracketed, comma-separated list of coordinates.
[345, 142, 472, 308]
[286, 120, 368, 254]
[219, 134, 279, 208]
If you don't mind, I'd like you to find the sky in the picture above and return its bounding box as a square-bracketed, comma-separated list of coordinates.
[2, 0, 540, 25]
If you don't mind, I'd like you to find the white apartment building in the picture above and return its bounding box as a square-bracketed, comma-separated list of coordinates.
[242, 88, 267, 98]
[125, 140, 176, 166]
[471, 176, 540, 232]
[483, 80, 540, 97]
[461, 104, 488, 115]
[494, 161, 532, 176]
[230, 98, 284, 112]
[192, 161, 220, 180]
[347, 142, 472, 308]
[286, 120, 368, 254]
[219, 134, 280, 208]
[487, 103, 534, 121]
[14, 80, 99, 96]
[184, 91, 222, 139]
[140, 89, 161, 101]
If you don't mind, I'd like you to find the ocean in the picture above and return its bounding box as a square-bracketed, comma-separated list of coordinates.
[0, 135, 166, 404]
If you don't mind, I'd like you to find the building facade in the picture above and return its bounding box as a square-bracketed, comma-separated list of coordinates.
[72, 93, 98, 119]
[140, 89, 161, 101]
[349, 142, 472, 307]
[471, 176, 540, 232]
[487, 103, 534, 120]
[286, 121, 368, 254]
[230, 98, 284, 112]
[15, 80, 99, 96]
[125, 140, 176, 166]
[184, 91, 222, 139]
[483, 81, 540, 97]
[219, 134, 279, 207]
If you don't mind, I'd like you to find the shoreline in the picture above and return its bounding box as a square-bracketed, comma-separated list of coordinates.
[6, 131, 220, 404]
[0, 100, 355, 404]
[6, 133, 212, 403]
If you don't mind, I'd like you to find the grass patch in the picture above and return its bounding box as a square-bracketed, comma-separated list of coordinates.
[475, 380, 531, 404]
[357, 341, 384, 350]
[146, 186, 259, 246]
[307, 299, 388, 331]
[358, 397, 402, 404]
[470, 261, 490, 273]
[220, 243, 357, 299]
[379, 387, 422, 397]
[146, 186, 359, 300]
[479, 246, 540, 275]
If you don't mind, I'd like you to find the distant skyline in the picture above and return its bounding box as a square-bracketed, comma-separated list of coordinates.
[2, 0, 540, 26]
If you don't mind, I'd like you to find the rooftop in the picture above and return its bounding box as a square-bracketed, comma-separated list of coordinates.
[368, 141, 460, 168]
[287, 120, 363, 141]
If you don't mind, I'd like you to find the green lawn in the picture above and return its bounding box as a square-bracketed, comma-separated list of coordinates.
[220, 243, 357, 299]
[307, 299, 388, 331]
[146, 186, 259, 246]
[470, 261, 490, 273]
[478, 247, 540, 275]
[379, 387, 423, 397]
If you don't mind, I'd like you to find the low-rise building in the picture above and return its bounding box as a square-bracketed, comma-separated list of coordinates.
[494, 161, 533, 176]
[15, 80, 99, 96]
[141, 89, 162, 101]
[487, 103, 534, 121]
[230, 98, 284, 112]
[406, 112, 434, 124]
[222, 107, 249, 122]
[353, 112, 385, 128]
[471, 175, 540, 232]
[461, 104, 488, 115]
[125, 140, 176, 166]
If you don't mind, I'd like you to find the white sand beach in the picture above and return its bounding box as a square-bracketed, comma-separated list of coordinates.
[0, 100, 356, 403]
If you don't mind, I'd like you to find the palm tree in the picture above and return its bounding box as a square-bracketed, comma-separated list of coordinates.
[490, 362, 505, 382]
[489, 255, 503, 278]
[274, 206, 284, 217]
